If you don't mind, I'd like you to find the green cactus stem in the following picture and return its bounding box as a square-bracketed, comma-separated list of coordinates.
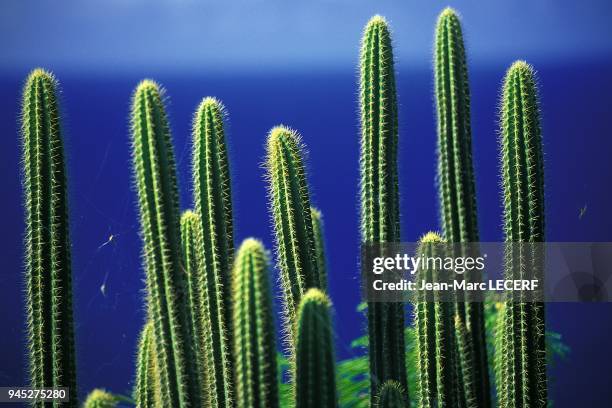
[20, 69, 78, 408]
[135, 321, 162, 408]
[497, 61, 547, 408]
[130, 80, 201, 407]
[295, 289, 337, 408]
[310, 207, 329, 292]
[434, 8, 489, 407]
[233, 239, 279, 408]
[191, 97, 235, 407]
[359, 16, 407, 399]
[265, 126, 320, 340]
[376, 381, 408, 408]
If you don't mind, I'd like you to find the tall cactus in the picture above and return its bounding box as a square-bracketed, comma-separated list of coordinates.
[130, 80, 201, 407]
[376, 381, 408, 408]
[295, 289, 337, 408]
[20, 69, 78, 408]
[310, 207, 329, 292]
[192, 97, 235, 407]
[497, 61, 547, 408]
[232, 239, 279, 408]
[413, 232, 459, 408]
[266, 126, 320, 340]
[135, 321, 162, 408]
[359, 16, 407, 398]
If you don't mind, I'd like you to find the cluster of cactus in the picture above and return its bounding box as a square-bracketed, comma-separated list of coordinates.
[19, 7, 549, 408]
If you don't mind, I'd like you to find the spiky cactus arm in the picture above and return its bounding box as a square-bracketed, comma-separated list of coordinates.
[375, 381, 408, 408]
[192, 97, 235, 407]
[20, 69, 77, 408]
[266, 126, 320, 340]
[130, 80, 201, 408]
[233, 239, 279, 408]
[498, 61, 547, 408]
[135, 321, 163, 408]
[434, 8, 490, 407]
[359, 16, 407, 398]
[310, 207, 329, 292]
[295, 289, 337, 408]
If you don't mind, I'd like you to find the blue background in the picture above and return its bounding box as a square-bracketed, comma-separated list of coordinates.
[1, 1, 612, 406]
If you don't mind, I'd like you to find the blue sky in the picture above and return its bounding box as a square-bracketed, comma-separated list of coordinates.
[1, 0, 611, 74]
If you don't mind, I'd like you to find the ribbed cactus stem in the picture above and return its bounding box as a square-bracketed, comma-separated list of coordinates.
[135, 321, 162, 408]
[413, 232, 459, 408]
[130, 80, 201, 407]
[192, 97, 235, 407]
[498, 61, 547, 408]
[310, 207, 329, 292]
[359, 16, 407, 399]
[233, 239, 279, 408]
[295, 289, 337, 408]
[434, 8, 490, 407]
[266, 126, 320, 341]
[83, 389, 119, 408]
[376, 381, 408, 408]
[20, 69, 77, 408]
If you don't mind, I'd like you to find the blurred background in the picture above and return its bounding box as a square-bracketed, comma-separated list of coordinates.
[1, 0, 611, 406]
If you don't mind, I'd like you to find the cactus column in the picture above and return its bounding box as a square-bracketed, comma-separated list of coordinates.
[434, 8, 489, 407]
[497, 61, 547, 408]
[130, 80, 201, 407]
[21, 69, 77, 408]
[135, 321, 162, 408]
[310, 207, 329, 292]
[233, 239, 279, 408]
[359, 16, 407, 399]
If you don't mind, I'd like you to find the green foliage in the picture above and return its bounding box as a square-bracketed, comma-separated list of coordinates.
[266, 126, 320, 345]
[21, 69, 78, 408]
[295, 289, 338, 408]
[359, 16, 407, 401]
[311, 207, 329, 292]
[233, 239, 279, 408]
[376, 381, 408, 408]
[130, 80, 201, 407]
[497, 61, 547, 408]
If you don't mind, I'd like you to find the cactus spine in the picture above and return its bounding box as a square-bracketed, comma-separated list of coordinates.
[310, 207, 329, 292]
[497, 61, 547, 408]
[295, 289, 337, 408]
[192, 97, 235, 407]
[21, 69, 78, 408]
[413, 232, 459, 408]
[130, 80, 201, 407]
[266, 126, 320, 339]
[359, 16, 407, 399]
[434, 8, 489, 407]
[376, 381, 408, 408]
[135, 321, 162, 408]
[233, 239, 279, 408]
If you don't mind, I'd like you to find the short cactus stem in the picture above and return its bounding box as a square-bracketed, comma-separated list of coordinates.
[310, 207, 329, 292]
[295, 289, 338, 408]
[233, 239, 279, 408]
[376, 381, 408, 408]
[20, 69, 78, 408]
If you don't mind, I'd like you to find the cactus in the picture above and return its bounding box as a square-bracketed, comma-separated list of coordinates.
[310, 207, 329, 292]
[497, 61, 547, 408]
[232, 239, 279, 408]
[266, 126, 320, 340]
[20, 69, 78, 408]
[434, 8, 489, 407]
[295, 289, 337, 408]
[135, 321, 162, 408]
[359, 16, 407, 399]
[413, 232, 459, 408]
[191, 97, 235, 407]
[83, 390, 119, 408]
[130, 80, 201, 407]
[376, 381, 408, 408]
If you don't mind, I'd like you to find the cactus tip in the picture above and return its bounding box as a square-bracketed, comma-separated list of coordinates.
[301, 288, 331, 307]
[420, 231, 443, 243]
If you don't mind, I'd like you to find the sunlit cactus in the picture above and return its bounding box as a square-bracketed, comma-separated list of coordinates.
[191, 97, 235, 407]
[497, 61, 547, 408]
[233, 239, 279, 408]
[20, 68, 78, 408]
[376, 381, 408, 408]
[135, 321, 162, 408]
[83, 389, 119, 408]
[310, 207, 329, 292]
[359, 15, 407, 400]
[266, 126, 320, 344]
[295, 289, 337, 408]
[434, 8, 489, 406]
[130, 80, 201, 407]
